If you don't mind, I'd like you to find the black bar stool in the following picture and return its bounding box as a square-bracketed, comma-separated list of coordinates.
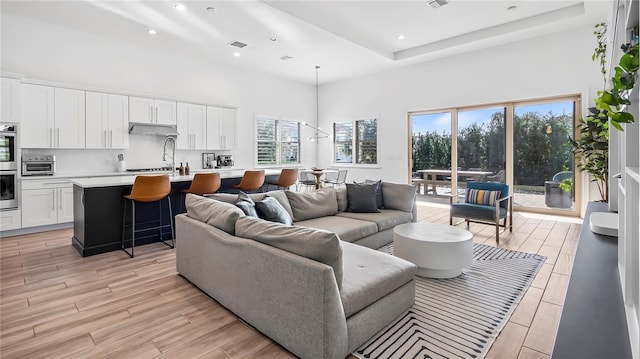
[121, 174, 174, 258]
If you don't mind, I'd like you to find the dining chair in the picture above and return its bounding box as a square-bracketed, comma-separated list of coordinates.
[297, 170, 317, 192]
[267, 168, 299, 191]
[121, 174, 174, 258]
[323, 169, 348, 188]
[232, 170, 266, 193]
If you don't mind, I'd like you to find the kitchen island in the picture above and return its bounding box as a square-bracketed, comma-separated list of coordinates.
[70, 170, 280, 257]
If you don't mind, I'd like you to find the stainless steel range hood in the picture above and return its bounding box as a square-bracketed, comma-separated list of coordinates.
[129, 122, 179, 136]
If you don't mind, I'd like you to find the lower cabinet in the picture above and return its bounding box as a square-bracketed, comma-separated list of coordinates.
[22, 179, 73, 228]
[0, 210, 22, 231]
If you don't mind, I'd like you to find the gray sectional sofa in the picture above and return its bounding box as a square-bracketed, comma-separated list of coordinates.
[175, 183, 418, 359]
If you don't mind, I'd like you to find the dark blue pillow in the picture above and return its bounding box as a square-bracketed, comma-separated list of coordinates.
[345, 183, 379, 213]
[255, 197, 293, 225]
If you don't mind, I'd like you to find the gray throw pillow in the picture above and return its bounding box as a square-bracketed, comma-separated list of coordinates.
[255, 197, 293, 225]
[364, 179, 385, 209]
[265, 190, 294, 219]
[185, 193, 245, 235]
[381, 182, 416, 212]
[285, 188, 338, 221]
[345, 183, 380, 213]
[235, 191, 258, 218]
[235, 216, 344, 289]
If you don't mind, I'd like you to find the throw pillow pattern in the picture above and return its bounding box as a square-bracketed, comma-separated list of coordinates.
[255, 197, 294, 225]
[234, 191, 258, 218]
[345, 183, 379, 213]
[466, 189, 501, 206]
[364, 179, 385, 209]
[235, 216, 344, 289]
[285, 188, 338, 221]
[185, 194, 244, 235]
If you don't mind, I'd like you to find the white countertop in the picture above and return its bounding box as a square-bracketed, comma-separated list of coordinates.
[21, 168, 245, 180]
[67, 169, 281, 188]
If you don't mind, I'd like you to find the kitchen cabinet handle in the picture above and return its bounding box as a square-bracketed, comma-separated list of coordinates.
[155, 107, 158, 123]
[149, 107, 152, 123]
[56, 128, 60, 148]
[104, 130, 107, 147]
[52, 191, 56, 211]
[44, 181, 69, 185]
[50, 128, 53, 147]
[110, 130, 113, 147]
[59, 189, 62, 210]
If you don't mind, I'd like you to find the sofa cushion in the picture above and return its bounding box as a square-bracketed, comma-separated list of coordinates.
[336, 209, 412, 231]
[340, 242, 416, 318]
[451, 202, 507, 220]
[294, 216, 378, 243]
[345, 183, 379, 213]
[235, 191, 259, 218]
[186, 194, 244, 235]
[335, 188, 348, 212]
[235, 216, 344, 289]
[285, 188, 338, 221]
[255, 197, 293, 225]
[381, 182, 416, 212]
[209, 190, 294, 219]
[265, 190, 294, 219]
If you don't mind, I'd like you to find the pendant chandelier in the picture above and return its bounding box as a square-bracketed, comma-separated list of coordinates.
[303, 65, 331, 141]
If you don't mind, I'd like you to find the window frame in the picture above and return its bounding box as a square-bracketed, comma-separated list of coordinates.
[332, 117, 380, 167]
[255, 115, 301, 167]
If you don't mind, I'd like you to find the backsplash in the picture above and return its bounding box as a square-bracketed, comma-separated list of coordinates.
[21, 135, 234, 175]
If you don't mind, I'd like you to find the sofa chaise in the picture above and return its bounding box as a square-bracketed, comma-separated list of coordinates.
[176, 183, 418, 359]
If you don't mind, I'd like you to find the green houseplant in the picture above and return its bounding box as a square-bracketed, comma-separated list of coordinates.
[570, 24, 639, 202]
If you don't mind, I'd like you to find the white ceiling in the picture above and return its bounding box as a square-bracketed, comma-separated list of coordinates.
[1, 0, 610, 85]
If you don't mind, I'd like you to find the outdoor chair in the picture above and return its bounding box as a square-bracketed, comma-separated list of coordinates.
[485, 169, 505, 183]
[450, 181, 513, 243]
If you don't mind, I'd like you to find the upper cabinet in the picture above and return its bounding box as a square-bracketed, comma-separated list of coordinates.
[129, 96, 176, 125]
[86, 91, 129, 149]
[177, 102, 206, 150]
[21, 85, 85, 148]
[21, 84, 54, 148]
[1, 78, 21, 123]
[206, 106, 237, 150]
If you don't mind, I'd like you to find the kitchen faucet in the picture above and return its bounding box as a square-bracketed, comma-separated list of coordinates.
[162, 136, 177, 176]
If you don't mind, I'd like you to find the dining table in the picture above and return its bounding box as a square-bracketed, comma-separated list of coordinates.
[310, 169, 338, 190]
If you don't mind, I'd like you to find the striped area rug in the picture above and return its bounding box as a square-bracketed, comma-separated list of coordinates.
[353, 243, 546, 359]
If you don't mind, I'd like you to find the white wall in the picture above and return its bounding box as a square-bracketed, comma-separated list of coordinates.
[318, 25, 604, 190]
[1, 13, 319, 173]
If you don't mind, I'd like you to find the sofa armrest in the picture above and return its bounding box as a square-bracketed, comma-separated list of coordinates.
[175, 214, 349, 359]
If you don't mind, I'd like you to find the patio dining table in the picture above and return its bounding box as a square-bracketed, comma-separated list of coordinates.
[416, 169, 494, 195]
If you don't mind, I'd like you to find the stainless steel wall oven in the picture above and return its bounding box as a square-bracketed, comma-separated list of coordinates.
[0, 124, 18, 210]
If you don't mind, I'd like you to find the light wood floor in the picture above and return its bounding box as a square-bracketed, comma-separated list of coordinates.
[0, 202, 581, 359]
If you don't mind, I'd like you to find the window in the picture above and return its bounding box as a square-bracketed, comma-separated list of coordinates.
[333, 118, 378, 165]
[256, 117, 300, 165]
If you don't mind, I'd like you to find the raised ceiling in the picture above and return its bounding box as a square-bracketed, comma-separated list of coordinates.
[1, 1, 610, 84]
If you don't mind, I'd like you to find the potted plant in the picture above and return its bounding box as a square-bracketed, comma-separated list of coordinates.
[569, 24, 638, 203]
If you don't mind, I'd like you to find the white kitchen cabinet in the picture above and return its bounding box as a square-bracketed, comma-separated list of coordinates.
[21, 84, 54, 148]
[129, 96, 176, 125]
[177, 102, 206, 150]
[0, 209, 21, 231]
[86, 91, 129, 149]
[206, 106, 237, 150]
[21, 179, 73, 228]
[54, 88, 85, 148]
[1, 78, 21, 123]
[20, 85, 85, 148]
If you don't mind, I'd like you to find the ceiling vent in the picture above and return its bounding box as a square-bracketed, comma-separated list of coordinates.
[228, 40, 248, 48]
[427, 0, 449, 8]
[280, 55, 293, 61]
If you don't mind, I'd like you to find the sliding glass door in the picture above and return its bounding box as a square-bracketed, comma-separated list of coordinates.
[409, 95, 580, 215]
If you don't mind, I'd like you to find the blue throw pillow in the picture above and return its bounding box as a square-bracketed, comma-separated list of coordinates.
[255, 197, 293, 225]
[234, 191, 258, 218]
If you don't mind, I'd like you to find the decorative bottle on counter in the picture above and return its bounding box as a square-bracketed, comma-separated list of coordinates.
[179, 162, 184, 176]
[185, 162, 190, 175]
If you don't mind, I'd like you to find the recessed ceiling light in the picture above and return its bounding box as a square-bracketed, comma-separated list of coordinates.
[206, 6, 217, 12]
[174, 4, 186, 11]
[147, 29, 157, 35]
[269, 37, 277, 42]
[397, 35, 405, 40]
[233, 52, 240, 57]
[507, 5, 517, 10]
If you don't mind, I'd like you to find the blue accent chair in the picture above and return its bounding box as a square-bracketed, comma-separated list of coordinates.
[450, 181, 513, 243]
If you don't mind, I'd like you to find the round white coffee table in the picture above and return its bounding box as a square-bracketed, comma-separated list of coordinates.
[393, 223, 473, 278]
